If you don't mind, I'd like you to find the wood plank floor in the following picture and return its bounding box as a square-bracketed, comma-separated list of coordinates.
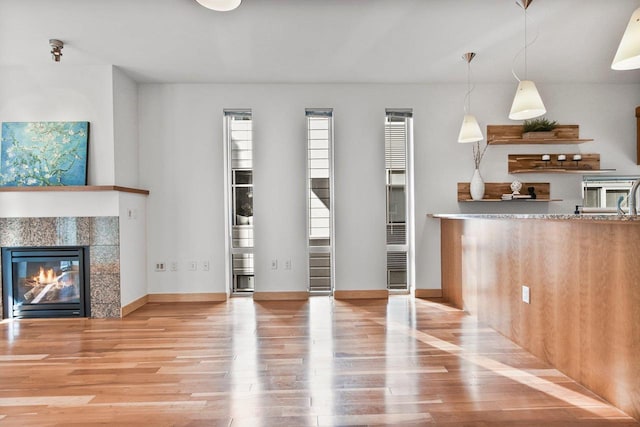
[0, 296, 637, 426]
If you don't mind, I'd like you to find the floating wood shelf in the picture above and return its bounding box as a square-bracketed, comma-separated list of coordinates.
[508, 169, 616, 175]
[0, 185, 149, 195]
[488, 138, 592, 146]
[487, 124, 593, 145]
[457, 182, 558, 202]
[507, 153, 614, 174]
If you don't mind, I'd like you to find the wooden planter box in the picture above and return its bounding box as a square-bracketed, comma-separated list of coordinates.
[522, 131, 556, 139]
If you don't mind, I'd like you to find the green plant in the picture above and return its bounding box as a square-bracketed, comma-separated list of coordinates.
[522, 117, 558, 133]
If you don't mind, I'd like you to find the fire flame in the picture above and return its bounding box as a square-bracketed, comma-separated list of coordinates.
[37, 267, 56, 285]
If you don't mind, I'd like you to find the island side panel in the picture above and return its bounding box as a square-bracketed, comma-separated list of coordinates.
[440, 217, 640, 420]
[579, 222, 639, 419]
[440, 218, 463, 309]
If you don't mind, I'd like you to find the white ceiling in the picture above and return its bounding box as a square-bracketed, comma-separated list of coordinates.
[1, 0, 639, 84]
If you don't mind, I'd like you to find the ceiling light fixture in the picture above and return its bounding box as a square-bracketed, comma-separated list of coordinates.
[509, 0, 546, 121]
[195, 0, 241, 11]
[458, 52, 484, 143]
[612, 7, 640, 70]
[49, 39, 63, 62]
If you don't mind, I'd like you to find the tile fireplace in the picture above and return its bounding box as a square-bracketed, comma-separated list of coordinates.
[0, 217, 121, 318]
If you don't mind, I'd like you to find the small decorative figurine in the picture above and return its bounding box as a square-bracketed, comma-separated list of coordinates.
[528, 186, 537, 199]
[510, 180, 522, 195]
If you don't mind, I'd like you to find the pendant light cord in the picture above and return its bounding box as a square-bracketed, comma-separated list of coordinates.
[464, 60, 475, 114]
[512, 3, 539, 83]
[524, 7, 527, 79]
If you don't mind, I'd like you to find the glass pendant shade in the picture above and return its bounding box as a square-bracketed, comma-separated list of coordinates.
[612, 8, 640, 70]
[195, 0, 241, 11]
[509, 80, 546, 120]
[458, 114, 483, 143]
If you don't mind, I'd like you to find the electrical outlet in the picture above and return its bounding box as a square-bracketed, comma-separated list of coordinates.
[188, 261, 197, 271]
[284, 259, 291, 270]
[171, 261, 179, 272]
[271, 259, 278, 270]
[522, 285, 530, 304]
[155, 262, 166, 272]
[202, 261, 210, 271]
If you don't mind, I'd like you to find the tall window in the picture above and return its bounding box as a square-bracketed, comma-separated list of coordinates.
[224, 110, 254, 293]
[306, 109, 334, 294]
[385, 109, 412, 290]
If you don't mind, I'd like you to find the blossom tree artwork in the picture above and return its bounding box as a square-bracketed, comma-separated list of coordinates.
[0, 122, 89, 186]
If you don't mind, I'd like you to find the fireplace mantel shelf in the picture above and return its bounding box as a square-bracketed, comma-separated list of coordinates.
[0, 185, 149, 195]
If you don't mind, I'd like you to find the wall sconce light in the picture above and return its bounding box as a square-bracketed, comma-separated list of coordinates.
[195, 0, 241, 11]
[612, 8, 640, 70]
[49, 39, 63, 62]
[457, 52, 484, 143]
[509, 0, 546, 120]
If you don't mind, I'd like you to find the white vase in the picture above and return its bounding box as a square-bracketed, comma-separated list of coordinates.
[470, 169, 485, 201]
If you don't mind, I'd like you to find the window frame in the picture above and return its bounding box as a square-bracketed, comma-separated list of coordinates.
[224, 109, 255, 293]
[305, 109, 335, 294]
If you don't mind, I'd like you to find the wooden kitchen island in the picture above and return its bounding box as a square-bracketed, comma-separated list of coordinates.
[433, 214, 640, 421]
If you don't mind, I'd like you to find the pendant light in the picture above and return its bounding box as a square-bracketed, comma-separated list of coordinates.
[509, 0, 546, 121]
[612, 8, 640, 70]
[195, 0, 241, 11]
[458, 52, 483, 143]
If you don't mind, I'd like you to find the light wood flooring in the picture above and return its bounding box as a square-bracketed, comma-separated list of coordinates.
[0, 296, 637, 426]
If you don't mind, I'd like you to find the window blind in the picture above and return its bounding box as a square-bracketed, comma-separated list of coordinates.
[385, 110, 410, 170]
[307, 108, 333, 293]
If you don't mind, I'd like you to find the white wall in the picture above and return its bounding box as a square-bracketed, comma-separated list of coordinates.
[0, 63, 636, 299]
[139, 84, 389, 295]
[119, 192, 147, 306]
[416, 83, 640, 289]
[138, 85, 228, 294]
[251, 92, 309, 292]
[139, 82, 640, 295]
[112, 67, 139, 187]
[0, 65, 116, 185]
[0, 191, 119, 217]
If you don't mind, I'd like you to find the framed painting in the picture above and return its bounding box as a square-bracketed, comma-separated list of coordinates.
[0, 121, 89, 186]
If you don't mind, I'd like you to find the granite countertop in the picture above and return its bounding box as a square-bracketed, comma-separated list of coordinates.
[429, 213, 640, 221]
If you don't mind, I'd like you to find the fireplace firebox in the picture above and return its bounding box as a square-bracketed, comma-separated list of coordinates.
[2, 247, 90, 318]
